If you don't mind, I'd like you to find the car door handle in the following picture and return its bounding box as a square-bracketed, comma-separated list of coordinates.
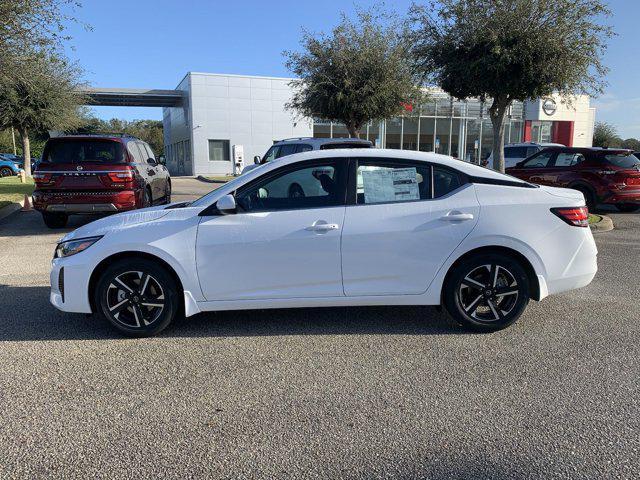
[305, 221, 339, 232]
[440, 211, 474, 222]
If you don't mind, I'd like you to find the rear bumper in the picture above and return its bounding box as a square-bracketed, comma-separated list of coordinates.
[601, 189, 640, 205]
[33, 190, 138, 213]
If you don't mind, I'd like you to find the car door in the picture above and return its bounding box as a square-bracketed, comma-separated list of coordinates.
[137, 142, 161, 199]
[196, 158, 347, 301]
[508, 150, 556, 185]
[546, 150, 586, 187]
[340, 158, 480, 296]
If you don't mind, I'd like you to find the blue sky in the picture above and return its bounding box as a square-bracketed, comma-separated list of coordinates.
[65, 0, 639, 138]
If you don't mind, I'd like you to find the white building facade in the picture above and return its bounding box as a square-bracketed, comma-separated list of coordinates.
[163, 72, 595, 176]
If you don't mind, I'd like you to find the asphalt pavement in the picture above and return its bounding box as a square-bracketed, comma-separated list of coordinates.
[0, 181, 638, 479]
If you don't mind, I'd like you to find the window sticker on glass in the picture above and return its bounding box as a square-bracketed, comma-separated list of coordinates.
[362, 167, 420, 204]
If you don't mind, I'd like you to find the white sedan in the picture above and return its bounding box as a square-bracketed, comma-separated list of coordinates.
[50, 149, 597, 336]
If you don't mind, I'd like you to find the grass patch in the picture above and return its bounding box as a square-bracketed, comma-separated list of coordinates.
[204, 175, 236, 183]
[588, 214, 601, 225]
[0, 176, 34, 210]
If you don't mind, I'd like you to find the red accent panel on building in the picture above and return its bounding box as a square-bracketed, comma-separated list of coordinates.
[552, 121, 574, 147]
[523, 121, 532, 142]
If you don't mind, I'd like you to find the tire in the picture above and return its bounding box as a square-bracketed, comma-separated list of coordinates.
[95, 258, 180, 337]
[443, 253, 530, 332]
[42, 212, 68, 229]
[615, 203, 639, 213]
[163, 181, 172, 204]
[142, 187, 152, 208]
[0, 167, 14, 177]
[288, 183, 305, 198]
[571, 185, 596, 211]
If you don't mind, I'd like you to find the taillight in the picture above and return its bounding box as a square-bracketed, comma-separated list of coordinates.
[107, 168, 134, 183]
[551, 207, 589, 228]
[33, 172, 53, 184]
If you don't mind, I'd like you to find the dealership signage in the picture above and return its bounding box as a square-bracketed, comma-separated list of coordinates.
[542, 98, 557, 116]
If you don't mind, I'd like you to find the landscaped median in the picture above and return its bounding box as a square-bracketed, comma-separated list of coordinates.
[589, 213, 614, 233]
[0, 176, 34, 221]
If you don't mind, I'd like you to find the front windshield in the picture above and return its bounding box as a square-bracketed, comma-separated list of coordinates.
[189, 174, 249, 207]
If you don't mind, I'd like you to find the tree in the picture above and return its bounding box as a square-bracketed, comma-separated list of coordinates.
[410, 0, 613, 172]
[0, 53, 86, 176]
[592, 121, 621, 148]
[621, 138, 640, 152]
[284, 9, 423, 138]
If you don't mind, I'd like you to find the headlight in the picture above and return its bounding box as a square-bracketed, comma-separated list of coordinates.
[55, 236, 103, 258]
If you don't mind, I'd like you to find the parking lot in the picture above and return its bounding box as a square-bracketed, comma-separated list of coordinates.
[0, 178, 638, 479]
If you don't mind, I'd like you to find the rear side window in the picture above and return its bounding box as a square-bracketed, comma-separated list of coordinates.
[296, 144, 313, 153]
[433, 166, 463, 198]
[127, 142, 145, 163]
[554, 152, 585, 167]
[276, 144, 297, 158]
[604, 153, 640, 168]
[505, 146, 527, 158]
[356, 160, 431, 205]
[43, 140, 124, 163]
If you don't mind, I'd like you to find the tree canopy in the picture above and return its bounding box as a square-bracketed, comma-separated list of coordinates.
[284, 9, 423, 138]
[410, 0, 613, 171]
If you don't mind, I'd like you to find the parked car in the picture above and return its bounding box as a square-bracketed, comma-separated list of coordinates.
[506, 147, 640, 212]
[33, 134, 171, 228]
[487, 142, 564, 169]
[50, 149, 597, 337]
[0, 157, 21, 177]
[242, 137, 373, 174]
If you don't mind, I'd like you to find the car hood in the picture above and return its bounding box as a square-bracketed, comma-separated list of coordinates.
[60, 204, 173, 242]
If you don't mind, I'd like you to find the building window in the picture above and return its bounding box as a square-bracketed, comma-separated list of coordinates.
[208, 140, 230, 161]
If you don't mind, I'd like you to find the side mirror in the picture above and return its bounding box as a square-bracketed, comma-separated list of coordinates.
[157, 155, 166, 165]
[254, 155, 261, 165]
[216, 194, 237, 214]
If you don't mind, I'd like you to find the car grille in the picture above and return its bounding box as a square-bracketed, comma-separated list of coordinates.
[42, 191, 114, 197]
[58, 267, 65, 302]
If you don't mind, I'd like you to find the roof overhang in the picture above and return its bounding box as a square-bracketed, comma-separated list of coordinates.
[79, 87, 184, 107]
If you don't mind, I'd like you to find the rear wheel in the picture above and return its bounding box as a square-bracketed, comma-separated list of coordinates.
[615, 203, 639, 213]
[42, 212, 68, 229]
[572, 185, 596, 211]
[142, 187, 152, 208]
[444, 254, 530, 332]
[0, 167, 13, 177]
[95, 258, 179, 337]
[163, 181, 172, 204]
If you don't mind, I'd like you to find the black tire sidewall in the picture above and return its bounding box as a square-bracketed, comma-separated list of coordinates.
[42, 212, 68, 228]
[95, 258, 179, 337]
[615, 203, 639, 213]
[0, 167, 13, 177]
[444, 254, 530, 332]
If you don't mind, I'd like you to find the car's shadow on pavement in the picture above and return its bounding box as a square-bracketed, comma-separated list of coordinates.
[0, 285, 465, 341]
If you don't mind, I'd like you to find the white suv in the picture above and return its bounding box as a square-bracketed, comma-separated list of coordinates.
[489, 142, 564, 169]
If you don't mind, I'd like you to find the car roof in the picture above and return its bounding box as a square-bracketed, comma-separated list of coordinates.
[257, 148, 527, 184]
[540, 146, 632, 154]
[505, 142, 564, 147]
[48, 134, 141, 142]
[273, 137, 372, 147]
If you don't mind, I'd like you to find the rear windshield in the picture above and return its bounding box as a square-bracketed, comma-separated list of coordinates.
[604, 153, 640, 169]
[43, 140, 125, 164]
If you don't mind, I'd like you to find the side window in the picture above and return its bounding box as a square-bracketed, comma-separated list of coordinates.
[433, 166, 463, 198]
[356, 160, 431, 205]
[521, 151, 554, 168]
[262, 146, 280, 162]
[236, 161, 345, 212]
[296, 144, 313, 153]
[275, 144, 297, 158]
[526, 147, 540, 157]
[554, 152, 584, 168]
[505, 147, 526, 158]
[127, 142, 143, 163]
[144, 143, 156, 162]
[137, 143, 152, 164]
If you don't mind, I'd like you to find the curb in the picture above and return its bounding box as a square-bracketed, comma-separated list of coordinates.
[196, 175, 229, 184]
[0, 198, 25, 223]
[589, 214, 614, 233]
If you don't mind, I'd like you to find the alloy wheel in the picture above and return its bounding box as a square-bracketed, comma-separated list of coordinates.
[458, 264, 520, 322]
[106, 271, 165, 328]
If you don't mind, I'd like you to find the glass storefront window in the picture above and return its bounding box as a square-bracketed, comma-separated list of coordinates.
[435, 116, 451, 155]
[508, 120, 523, 143]
[332, 123, 349, 138]
[402, 116, 419, 150]
[419, 117, 435, 152]
[435, 98, 452, 117]
[385, 118, 402, 149]
[314, 120, 331, 138]
[450, 119, 462, 159]
[367, 121, 381, 147]
[480, 119, 493, 162]
[421, 100, 436, 116]
[464, 120, 481, 163]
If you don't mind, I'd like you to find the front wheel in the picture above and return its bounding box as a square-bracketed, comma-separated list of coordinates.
[0, 167, 14, 177]
[443, 254, 530, 332]
[95, 258, 180, 337]
[615, 203, 639, 213]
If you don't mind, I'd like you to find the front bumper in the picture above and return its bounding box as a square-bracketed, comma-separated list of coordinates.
[33, 190, 138, 213]
[50, 256, 93, 314]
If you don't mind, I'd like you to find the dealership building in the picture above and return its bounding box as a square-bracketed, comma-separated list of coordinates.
[161, 72, 596, 176]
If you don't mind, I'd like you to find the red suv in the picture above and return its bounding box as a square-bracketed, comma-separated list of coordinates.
[506, 147, 640, 212]
[33, 134, 171, 228]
